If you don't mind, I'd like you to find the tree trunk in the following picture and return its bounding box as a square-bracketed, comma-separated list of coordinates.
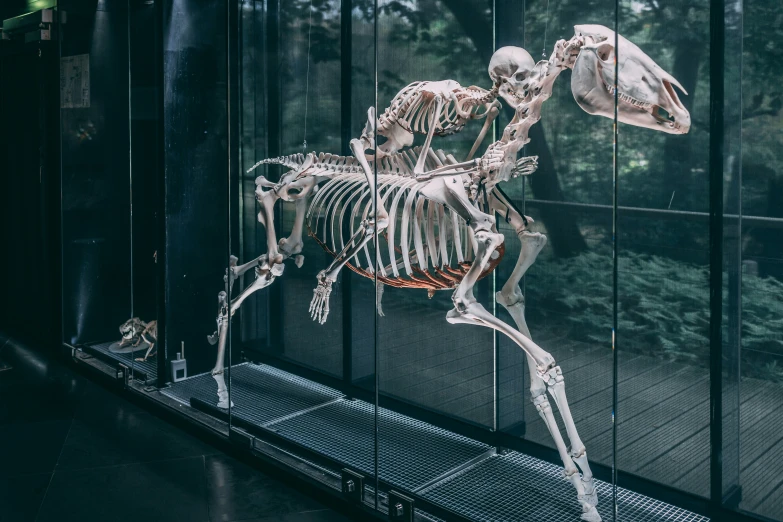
[527, 124, 589, 256]
[440, 0, 587, 256]
[662, 35, 703, 202]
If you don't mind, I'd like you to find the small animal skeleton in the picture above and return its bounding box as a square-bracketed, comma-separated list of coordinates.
[206, 25, 689, 521]
[118, 318, 158, 362]
[119, 317, 146, 348]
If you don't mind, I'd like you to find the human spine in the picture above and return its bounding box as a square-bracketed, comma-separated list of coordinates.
[372, 81, 500, 139]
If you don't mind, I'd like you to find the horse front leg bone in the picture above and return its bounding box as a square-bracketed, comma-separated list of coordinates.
[423, 179, 599, 521]
[451, 251, 600, 521]
[529, 360, 599, 521]
[418, 177, 552, 371]
[543, 366, 598, 513]
[490, 191, 599, 520]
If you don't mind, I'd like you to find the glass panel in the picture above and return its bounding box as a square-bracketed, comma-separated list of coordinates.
[722, 0, 742, 507]
[374, 0, 496, 430]
[59, 0, 142, 376]
[128, 0, 161, 383]
[511, 1, 617, 479]
[371, 1, 616, 520]
[738, 0, 783, 518]
[160, 0, 229, 403]
[617, 0, 712, 499]
[274, 0, 345, 376]
[373, 0, 501, 517]
[229, 0, 378, 505]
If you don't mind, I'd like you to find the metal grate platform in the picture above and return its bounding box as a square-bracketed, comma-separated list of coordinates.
[86, 341, 157, 381]
[161, 362, 343, 426]
[422, 451, 709, 522]
[160, 361, 709, 522]
[271, 398, 492, 492]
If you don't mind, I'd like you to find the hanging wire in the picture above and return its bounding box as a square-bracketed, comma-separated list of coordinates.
[542, 0, 551, 58]
[302, 0, 315, 151]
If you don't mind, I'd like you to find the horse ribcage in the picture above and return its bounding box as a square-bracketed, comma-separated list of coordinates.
[306, 174, 503, 291]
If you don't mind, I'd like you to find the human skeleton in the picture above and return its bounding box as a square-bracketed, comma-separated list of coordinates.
[206, 25, 690, 521]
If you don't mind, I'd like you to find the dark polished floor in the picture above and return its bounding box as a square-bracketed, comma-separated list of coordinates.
[0, 341, 355, 522]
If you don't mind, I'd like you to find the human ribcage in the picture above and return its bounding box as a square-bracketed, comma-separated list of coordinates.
[377, 82, 493, 139]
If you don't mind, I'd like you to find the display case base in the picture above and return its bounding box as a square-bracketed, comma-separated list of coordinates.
[422, 450, 708, 522]
[162, 362, 709, 522]
[84, 341, 157, 383]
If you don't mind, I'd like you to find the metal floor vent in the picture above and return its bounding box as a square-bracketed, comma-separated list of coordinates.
[87, 341, 157, 381]
[161, 362, 709, 522]
[271, 398, 492, 492]
[161, 362, 343, 426]
[421, 451, 710, 522]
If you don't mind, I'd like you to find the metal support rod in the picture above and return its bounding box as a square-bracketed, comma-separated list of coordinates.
[340, 0, 353, 384]
[154, 0, 167, 384]
[709, 0, 726, 508]
[612, 2, 620, 520]
[266, 0, 283, 351]
[227, 0, 240, 420]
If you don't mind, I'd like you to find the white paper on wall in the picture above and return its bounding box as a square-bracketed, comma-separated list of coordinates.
[60, 54, 90, 109]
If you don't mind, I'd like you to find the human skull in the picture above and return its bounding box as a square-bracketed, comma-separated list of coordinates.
[488, 46, 536, 109]
[571, 24, 690, 134]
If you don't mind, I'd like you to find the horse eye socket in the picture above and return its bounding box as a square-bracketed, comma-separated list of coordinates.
[597, 47, 614, 61]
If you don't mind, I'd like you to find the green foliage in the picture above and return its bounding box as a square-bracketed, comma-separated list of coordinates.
[526, 248, 783, 381]
[241, 0, 783, 383]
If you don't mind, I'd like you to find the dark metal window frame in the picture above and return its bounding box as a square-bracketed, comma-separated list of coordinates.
[226, 0, 758, 520]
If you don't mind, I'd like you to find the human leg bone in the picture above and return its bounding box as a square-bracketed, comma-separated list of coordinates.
[376, 280, 385, 317]
[414, 96, 445, 175]
[418, 178, 555, 373]
[489, 191, 544, 337]
[495, 229, 546, 336]
[309, 222, 375, 324]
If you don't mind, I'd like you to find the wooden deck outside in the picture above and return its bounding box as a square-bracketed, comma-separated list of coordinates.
[272, 257, 783, 522]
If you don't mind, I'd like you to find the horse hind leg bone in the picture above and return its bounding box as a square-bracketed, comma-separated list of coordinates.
[211, 263, 282, 409]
